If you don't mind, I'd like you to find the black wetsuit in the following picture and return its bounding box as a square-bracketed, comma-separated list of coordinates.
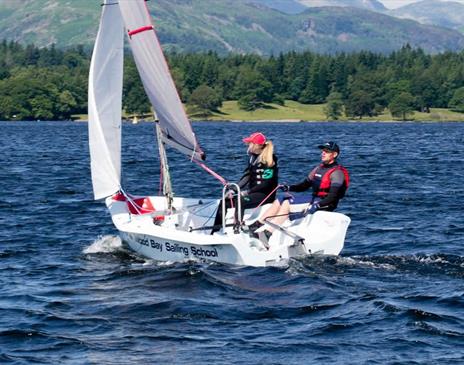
[289, 161, 347, 211]
[212, 154, 278, 231]
[238, 153, 279, 207]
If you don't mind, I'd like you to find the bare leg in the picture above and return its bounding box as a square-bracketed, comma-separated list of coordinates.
[264, 200, 291, 232]
[257, 199, 282, 223]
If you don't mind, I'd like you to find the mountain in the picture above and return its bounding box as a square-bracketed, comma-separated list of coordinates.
[0, 0, 463, 54]
[0, 0, 97, 47]
[297, 0, 387, 11]
[250, 0, 387, 14]
[291, 5, 464, 54]
[389, 0, 464, 31]
[249, 0, 308, 14]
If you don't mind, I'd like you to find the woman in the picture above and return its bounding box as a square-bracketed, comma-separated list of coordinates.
[212, 132, 278, 233]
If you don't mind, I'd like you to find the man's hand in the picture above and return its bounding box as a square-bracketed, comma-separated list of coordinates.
[306, 203, 320, 215]
[279, 184, 290, 192]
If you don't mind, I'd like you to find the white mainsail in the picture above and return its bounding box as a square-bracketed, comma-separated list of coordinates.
[88, 0, 124, 200]
[118, 0, 204, 161]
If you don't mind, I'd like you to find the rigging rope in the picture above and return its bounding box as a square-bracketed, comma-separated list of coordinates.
[119, 188, 144, 215]
[249, 184, 284, 216]
[158, 160, 163, 196]
[191, 159, 228, 186]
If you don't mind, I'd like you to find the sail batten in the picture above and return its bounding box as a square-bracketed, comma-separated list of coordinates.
[88, 0, 124, 200]
[118, 0, 204, 161]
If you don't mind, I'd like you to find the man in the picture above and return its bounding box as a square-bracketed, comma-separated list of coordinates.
[249, 141, 349, 238]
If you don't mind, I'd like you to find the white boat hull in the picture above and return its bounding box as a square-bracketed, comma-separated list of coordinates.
[106, 195, 350, 267]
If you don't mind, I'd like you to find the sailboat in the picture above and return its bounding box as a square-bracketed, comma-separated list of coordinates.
[88, 0, 350, 267]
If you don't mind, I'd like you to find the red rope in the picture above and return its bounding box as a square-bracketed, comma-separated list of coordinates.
[249, 184, 282, 216]
[192, 159, 228, 186]
[192, 158, 282, 216]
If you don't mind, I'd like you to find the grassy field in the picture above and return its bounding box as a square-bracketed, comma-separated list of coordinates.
[73, 101, 464, 122]
[206, 100, 326, 121]
[201, 101, 464, 122]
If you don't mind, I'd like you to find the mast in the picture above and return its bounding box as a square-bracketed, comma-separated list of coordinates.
[156, 122, 173, 210]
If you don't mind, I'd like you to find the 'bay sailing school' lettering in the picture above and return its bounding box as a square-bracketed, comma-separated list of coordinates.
[166, 242, 218, 258]
[138, 238, 218, 258]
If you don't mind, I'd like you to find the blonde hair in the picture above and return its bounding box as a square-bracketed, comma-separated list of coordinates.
[257, 141, 275, 167]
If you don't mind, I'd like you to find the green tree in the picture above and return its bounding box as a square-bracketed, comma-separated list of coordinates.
[448, 87, 464, 112]
[385, 79, 410, 102]
[323, 91, 344, 120]
[389, 92, 415, 120]
[57, 90, 78, 119]
[217, 65, 237, 100]
[30, 94, 54, 120]
[287, 76, 305, 101]
[0, 72, 60, 120]
[182, 55, 204, 93]
[344, 90, 375, 119]
[123, 60, 151, 115]
[171, 67, 188, 102]
[187, 84, 222, 117]
[238, 94, 262, 111]
[328, 56, 349, 96]
[235, 66, 273, 111]
[0, 95, 19, 120]
[345, 70, 387, 118]
[299, 58, 329, 104]
[201, 52, 220, 86]
[411, 71, 439, 112]
[258, 55, 284, 97]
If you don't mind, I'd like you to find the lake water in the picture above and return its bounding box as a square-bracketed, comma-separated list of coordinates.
[1, 121, 463, 364]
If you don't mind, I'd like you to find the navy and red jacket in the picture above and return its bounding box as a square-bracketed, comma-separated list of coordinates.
[289, 161, 349, 211]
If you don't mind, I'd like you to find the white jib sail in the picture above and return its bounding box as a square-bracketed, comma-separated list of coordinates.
[88, 0, 124, 200]
[118, 0, 205, 161]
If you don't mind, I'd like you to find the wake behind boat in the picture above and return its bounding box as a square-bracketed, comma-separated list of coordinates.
[88, 0, 350, 267]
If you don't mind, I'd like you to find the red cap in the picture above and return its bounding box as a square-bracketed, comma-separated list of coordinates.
[242, 132, 266, 145]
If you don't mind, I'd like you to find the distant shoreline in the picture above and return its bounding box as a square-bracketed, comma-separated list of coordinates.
[198, 101, 464, 123]
[5, 118, 463, 124]
[5, 101, 464, 123]
[194, 119, 464, 124]
[6, 118, 459, 124]
[74, 100, 464, 123]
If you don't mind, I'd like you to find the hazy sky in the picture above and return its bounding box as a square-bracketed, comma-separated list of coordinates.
[381, 0, 464, 8]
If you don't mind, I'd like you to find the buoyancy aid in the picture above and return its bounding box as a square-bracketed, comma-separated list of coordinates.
[246, 154, 278, 194]
[315, 165, 350, 198]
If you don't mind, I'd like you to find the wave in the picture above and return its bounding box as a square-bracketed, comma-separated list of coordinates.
[351, 254, 464, 278]
[288, 253, 464, 279]
[414, 321, 464, 338]
[0, 329, 51, 340]
[82, 236, 464, 281]
[83, 235, 123, 254]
